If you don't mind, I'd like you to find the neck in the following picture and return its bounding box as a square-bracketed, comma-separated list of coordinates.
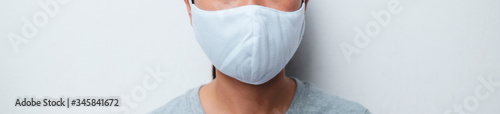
[199, 69, 296, 114]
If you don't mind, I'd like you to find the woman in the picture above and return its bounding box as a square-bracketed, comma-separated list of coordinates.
[152, 0, 369, 113]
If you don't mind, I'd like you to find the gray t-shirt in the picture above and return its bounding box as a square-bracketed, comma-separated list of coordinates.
[151, 78, 370, 114]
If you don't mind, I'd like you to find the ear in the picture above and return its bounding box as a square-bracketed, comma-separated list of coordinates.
[184, 0, 192, 25]
[305, 0, 309, 11]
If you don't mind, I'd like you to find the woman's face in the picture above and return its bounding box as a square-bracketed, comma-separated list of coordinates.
[193, 0, 303, 12]
[184, 0, 308, 25]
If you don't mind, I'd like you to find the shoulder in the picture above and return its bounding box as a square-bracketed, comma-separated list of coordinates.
[290, 79, 370, 114]
[149, 87, 201, 114]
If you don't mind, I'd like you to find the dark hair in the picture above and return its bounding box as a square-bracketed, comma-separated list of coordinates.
[212, 65, 216, 79]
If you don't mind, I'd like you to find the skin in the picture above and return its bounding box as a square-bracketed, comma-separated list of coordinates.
[183, 0, 309, 113]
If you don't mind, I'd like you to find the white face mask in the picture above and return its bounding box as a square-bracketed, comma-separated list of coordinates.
[190, 1, 306, 85]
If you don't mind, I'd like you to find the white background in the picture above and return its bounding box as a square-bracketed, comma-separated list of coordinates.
[1, 0, 499, 114]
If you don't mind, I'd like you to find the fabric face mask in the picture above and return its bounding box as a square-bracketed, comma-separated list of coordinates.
[190, 1, 306, 85]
